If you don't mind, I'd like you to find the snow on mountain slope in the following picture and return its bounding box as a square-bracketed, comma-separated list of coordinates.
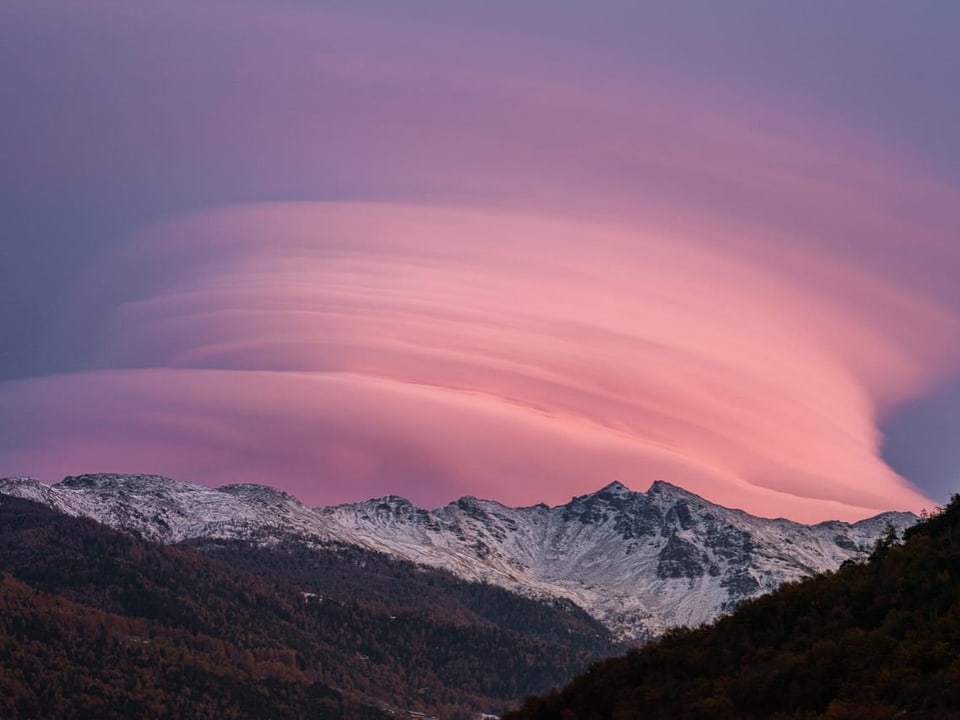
[319, 480, 916, 638]
[0, 475, 915, 640]
[0, 474, 333, 544]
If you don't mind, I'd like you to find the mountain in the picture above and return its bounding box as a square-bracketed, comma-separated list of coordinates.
[0, 495, 619, 719]
[320, 480, 916, 640]
[503, 494, 960, 720]
[0, 474, 916, 641]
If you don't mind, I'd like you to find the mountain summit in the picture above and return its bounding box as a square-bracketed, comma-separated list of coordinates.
[0, 474, 915, 640]
[504, 495, 960, 719]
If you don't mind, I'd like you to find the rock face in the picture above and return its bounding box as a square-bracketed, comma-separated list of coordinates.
[0, 474, 915, 641]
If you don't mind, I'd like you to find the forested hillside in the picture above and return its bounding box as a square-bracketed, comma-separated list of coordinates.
[0, 573, 383, 720]
[506, 496, 960, 720]
[0, 496, 619, 719]
[189, 538, 614, 646]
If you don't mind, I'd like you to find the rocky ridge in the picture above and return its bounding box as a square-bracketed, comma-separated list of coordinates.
[0, 474, 915, 640]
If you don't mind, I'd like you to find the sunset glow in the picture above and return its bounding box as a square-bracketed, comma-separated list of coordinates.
[2, 1, 959, 520]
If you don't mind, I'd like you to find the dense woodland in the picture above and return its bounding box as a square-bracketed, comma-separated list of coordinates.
[0, 573, 382, 720]
[506, 496, 960, 720]
[190, 538, 614, 650]
[0, 497, 620, 719]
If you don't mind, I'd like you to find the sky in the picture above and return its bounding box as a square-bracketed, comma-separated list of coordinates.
[1, 1, 959, 522]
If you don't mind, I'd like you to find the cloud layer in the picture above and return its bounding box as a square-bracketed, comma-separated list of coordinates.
[2, 2, 959, 520]
[4, 197, 957, 521]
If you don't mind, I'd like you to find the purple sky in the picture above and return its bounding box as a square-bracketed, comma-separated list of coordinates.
[1, 1, 959, 520]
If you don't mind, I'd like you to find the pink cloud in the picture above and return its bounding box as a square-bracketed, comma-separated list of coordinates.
[0, 368, 925, 522]
[5, 200, 957, 522]
[4, 3, 958, 520]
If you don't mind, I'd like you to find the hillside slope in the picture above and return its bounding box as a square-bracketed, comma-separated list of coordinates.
[504, 496, 960, 720]
[0, 496, 618, 719]
[0, 572, 386, 720]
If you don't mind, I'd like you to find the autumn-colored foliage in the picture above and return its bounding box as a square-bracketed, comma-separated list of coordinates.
[0, 497, 619, 719]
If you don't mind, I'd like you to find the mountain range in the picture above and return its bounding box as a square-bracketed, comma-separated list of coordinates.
[0, 474, 916, 641]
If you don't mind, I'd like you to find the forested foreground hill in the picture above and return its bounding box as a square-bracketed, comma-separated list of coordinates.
[0, 496, 619, 720]
[505, 496, 960, 720]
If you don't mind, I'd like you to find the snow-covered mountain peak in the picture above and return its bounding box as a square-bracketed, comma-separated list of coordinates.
[0, 476, 40, 490]
[352, 494, 417, 512]
[850, 510, 920, 533]
[58, 473, 188, 493]
[0, 473, 918, 641]
[448, 494, 514, 514]
[0, 475, 100, 517]
[328, 495, 437, 533]
[569, 480, 633, 504]
[596, 480, 631, 496]
[0, 473, 330, 544]
[218, 483, 303, 505]
[647, 479, 701, 501]
[0, 477, 46, 503]
[563, 479, 703, 521]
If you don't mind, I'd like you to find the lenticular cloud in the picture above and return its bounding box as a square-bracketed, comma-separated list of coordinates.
[4, 201, 956, 521]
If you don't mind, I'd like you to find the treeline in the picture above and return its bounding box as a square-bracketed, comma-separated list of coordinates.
[505, 496, 960, 720]
[0, 497, 620, 719]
